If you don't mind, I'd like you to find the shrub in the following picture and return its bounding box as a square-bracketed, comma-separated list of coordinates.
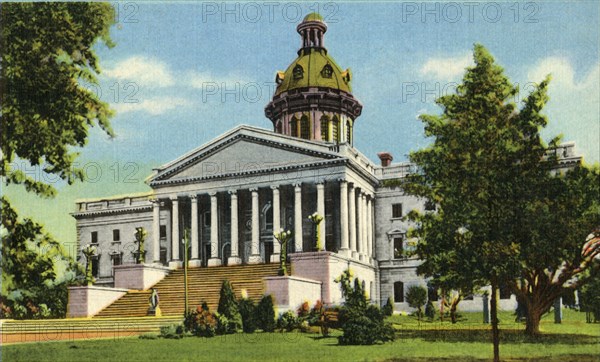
[238, 298, 258, 333]
[425, 300, 436, 321]
[277, 310, 299, 332]
[139, 333, 158, 340]
[382, 297, 394, 317]
[406, 285, 428, 321]
[336, 269, 395, 345]
[257, 295, 276, 332]
[215, 312, 231, 335]
[159, 324, 184, 339]
[297, 301, 310, 320]
[217, 280, 242, 332]
[184, 304, 218, 337]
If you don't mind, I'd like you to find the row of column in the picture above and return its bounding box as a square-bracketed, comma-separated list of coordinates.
[338, 181, 374, 262]
[151, 180, 374, 268]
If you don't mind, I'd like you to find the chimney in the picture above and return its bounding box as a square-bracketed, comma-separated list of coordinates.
[377, 152, 393, 167]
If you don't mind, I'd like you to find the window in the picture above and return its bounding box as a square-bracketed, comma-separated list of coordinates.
[293, 64, 304, 80]
[113, 229, 120, 242]
[321, 64, 333, 78]
[346, 120, 352, 144]
[425, 200, 436, 211]
[91, 256, 99, 278]
[290, 117, 298, 137]
[394, 282, 404, 303]
[204, 211, 211, 227]
[392, 203, 403, 218]
[91, 231, 98, 244]
[320, 116, 329, 141]
[160, 225, 167, 238]
[393, 237, 404, 259]
[331, 116, 339, 142]
[300, 115, 310, 140]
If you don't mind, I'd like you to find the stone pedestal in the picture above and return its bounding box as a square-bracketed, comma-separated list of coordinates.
[248, 255, 262, 264]
[264, 276, 322, 314]
[67, 286, 128, 318]
[114, 264, 170, 290]
[228, 256, 243, 265]
[169, 260, 183, 269]
[207, 258, 222, 267]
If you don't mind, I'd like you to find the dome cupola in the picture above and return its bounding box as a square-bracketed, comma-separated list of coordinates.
[265, 13, 362, 146]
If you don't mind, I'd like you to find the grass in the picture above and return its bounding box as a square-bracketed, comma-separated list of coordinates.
[3, 310, 599, 361]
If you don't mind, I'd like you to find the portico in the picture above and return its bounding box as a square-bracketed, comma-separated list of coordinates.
[150, 176, 376, 269]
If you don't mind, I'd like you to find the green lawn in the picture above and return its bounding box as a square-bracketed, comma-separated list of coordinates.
[3, 310, 599, 361]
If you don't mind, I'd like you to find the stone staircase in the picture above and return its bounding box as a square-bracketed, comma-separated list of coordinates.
[95, 263, 283, 318]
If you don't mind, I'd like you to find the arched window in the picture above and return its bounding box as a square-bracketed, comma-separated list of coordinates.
[331, 116, 339, 143]
[320, 115, 330, 141]
[293, 64, 304, 80]
[300, 115, 310, 140]
[321, 64, 333, 78]
[346, 120, 352, 144]
[290, 117, 298, 137]
[394, 281, 404, 303]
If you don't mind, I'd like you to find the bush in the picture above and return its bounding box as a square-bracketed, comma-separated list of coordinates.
[277, 310, 299, 332]
[336, 269, 395, 345]
[238, 298, 258, 333]
[406, 285, 428, 321]
[215, 312, 231, 335]
[382, 297, 394, 317]
[257, 295, 276, 332]
[297, 301, 310, 321]
[159, 324, 184, 339]
[425, 300, 436, 321]
[217, 280, 242, 332]
[139, 333, 158, 339]
[184, 304, 218, 337]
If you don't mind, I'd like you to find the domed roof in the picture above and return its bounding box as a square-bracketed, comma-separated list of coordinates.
[303, 12, 324, 22]
[275, 49, 352, 96]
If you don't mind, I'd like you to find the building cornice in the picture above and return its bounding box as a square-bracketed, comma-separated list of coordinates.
[72, 205, 152, 219]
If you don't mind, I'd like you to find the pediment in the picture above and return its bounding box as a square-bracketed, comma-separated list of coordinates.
[150, 127, 343, 184]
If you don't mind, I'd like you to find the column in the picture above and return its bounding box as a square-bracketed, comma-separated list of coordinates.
[359, 192, 367, 262]
[316, 181, 326, 251]
[294, 183, 303, 252]
[151, 199, 161, 264]
[338, 180, 350, 257]
[169, 197, 182, 269]
[207, 192, 221, 266]
[189, 195, 201, 267]
[348, 183, 357, 259]
[248, 188, 262, 263]
[270, 186, 281, 263]
[228, 190, 242, 265]
[367, 194, 373, 262]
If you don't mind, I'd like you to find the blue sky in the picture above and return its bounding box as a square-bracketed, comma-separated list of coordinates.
[5, 1, 599, 252]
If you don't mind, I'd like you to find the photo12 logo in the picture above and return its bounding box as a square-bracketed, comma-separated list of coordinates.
[401, 2, 540, 23]
[201, 2, 340, 23]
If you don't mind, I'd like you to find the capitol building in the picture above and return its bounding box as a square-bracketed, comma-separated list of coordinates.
[70, 13, 580, 317]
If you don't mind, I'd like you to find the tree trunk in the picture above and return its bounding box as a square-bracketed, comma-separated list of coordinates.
[450, 297, 460, 324]
[491, 282, 500, 362]
[525, 306, 542, 335]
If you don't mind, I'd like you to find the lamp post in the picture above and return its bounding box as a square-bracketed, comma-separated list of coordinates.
[182, 228, 190, 316]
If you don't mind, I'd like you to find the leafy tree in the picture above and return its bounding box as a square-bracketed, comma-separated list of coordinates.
[0, 2, 115, 317]
[382, 297, 394, 317]
[0, 198, 81, 319]
[217, 280, 242, 332]
[256, 295, 276, 332]
[238, 298, 258, 333]
[509, 166, 600, 334]
[404, 43, 586, 360]
[580, 266, 600, 323]
[405, 285, 427, 321]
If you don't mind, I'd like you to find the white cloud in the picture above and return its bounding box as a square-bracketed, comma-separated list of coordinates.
[420, 54, 473, 81]
[112, 97, 191, 115]
[527, 57, 600, 163]
[104, 56, 175, 87]
[185, 70, 253, 89]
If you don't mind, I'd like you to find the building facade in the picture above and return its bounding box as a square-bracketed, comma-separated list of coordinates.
[73, 13, 581, 312]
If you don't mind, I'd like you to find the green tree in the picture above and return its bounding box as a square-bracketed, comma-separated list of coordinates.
[217, 280, 242, 332]
[256, 295, 276, 332]
[404, 44, 564, 360]
[0, 3, 115, 317]
[405, 285, 427, 321]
